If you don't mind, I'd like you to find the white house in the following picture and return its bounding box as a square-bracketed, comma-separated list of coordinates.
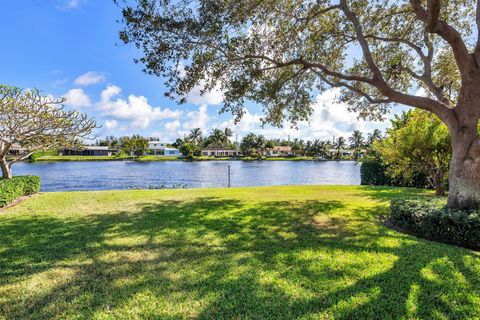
[266, 146, 293, 157]
[163, 147, 180, 156]
[201, 148, 240, 157]
[148, 141, 168, 155]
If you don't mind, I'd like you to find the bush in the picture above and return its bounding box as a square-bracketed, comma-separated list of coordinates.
[30, 149, 58, 161]
[389, 198, 480, 249]
[0, 176, 40, 207]
[360, 158, 391, 185]
[361, 157, 428, 188]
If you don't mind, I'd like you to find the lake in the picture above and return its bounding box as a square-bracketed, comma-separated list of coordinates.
[12, 160, 361, 192]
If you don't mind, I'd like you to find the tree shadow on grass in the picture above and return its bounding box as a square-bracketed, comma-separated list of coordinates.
[0, 197, 479, 319]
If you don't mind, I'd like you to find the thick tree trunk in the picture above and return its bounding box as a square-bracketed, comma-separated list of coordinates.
[447, 122, 480, 209]
[0, 156, 12, 180]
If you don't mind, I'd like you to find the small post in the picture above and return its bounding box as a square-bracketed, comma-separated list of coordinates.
[228, 165, 231, 188]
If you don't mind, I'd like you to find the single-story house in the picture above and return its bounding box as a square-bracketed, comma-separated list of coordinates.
[60, 146, 117, 156]
[327, 148, 366, 158]
[266, 146, 293, 157]
[8, 144, 29, 155]
[163, 147, 180, 156]
[148, 141, 168, 155]
[201, 148, 240, 157]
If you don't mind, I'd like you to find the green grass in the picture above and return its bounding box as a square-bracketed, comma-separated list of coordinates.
[35, 155, 135, 161]
[35, 155, 179, 162]
[135, 155, 179, 161]
[0, 186, 479, 319]
[265, 156, 316, 161]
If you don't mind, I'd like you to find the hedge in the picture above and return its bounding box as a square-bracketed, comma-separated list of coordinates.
[389, 198, 480, 249]
[361, 157, 428, 188]
[360, 158, 391, 185]
[0, 176, 40, 207]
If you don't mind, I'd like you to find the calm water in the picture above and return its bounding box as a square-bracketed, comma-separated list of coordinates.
[13, 160, 361, 192]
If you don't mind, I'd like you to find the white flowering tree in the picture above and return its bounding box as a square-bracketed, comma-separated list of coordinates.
[0, 85, 97, 179]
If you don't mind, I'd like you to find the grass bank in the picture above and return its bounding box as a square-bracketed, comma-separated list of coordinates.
[34, 155, 179, 162]
[0, 186, 479, 319]
[33, 155, 337, 162]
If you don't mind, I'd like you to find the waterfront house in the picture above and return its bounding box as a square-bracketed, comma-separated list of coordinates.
[8, 144, 29, 155]
[327, 148, 366, 159]
[148, 141, 168, 155]
[60, 146, 117, 156]
[266, 146, 293, 157]
[163, 147, 180, 156]
[201, 148, 240, 157]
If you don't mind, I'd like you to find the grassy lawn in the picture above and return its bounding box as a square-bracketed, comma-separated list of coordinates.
[0, 186, 479, 319]
[34, 155, 135, 161]
[35, 155, 180, 162]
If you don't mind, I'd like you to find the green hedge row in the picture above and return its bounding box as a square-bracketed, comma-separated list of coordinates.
[361, 158, 428, 188]
[360, 159, 391, 185]
[0, 176, 40, 207]
[390, 198, 480, 249]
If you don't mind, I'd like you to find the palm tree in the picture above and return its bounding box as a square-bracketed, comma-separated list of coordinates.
[188, 128, 203, 145]
[348, 130, 365, 160]
[223, 128, 233, 147]
[209, 128, 225, 156]
[254, 135, 266, 156]
[316, 140, 330, 159]
[305, 140, 313, 156]
[240, 133, 257, 156]
[334, 136, 346, 159]
[367, 129, 382, 146]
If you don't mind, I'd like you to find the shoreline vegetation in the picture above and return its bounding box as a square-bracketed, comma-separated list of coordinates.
[31, 155, 350, 162]
[1, 185, 479, 319]
[31, 155, 344, 162]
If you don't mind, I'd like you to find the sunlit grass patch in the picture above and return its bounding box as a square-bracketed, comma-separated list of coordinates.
[0, 185, 478, 319]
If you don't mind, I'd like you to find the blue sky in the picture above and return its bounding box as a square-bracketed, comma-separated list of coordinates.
[1, 0, 394, 143]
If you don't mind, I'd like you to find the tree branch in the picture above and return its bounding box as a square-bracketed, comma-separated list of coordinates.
[409, 0, 474, 76]
[475, 0, 480, 66]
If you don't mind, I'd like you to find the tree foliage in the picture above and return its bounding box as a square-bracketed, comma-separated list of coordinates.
[0, 85, 96, 179]
[374, 110, 451, 195]
[120, 135, 149, 156]
[117, 0, 475, 125]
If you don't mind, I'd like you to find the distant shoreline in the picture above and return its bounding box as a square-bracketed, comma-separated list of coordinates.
[30, 155, 358, 162]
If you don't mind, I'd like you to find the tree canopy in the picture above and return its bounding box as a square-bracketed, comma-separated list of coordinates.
[374, 110, 451, 195]
[117, 0, 475, 126]
[117, 0, 480, 209]
[0, 85, 97, 179]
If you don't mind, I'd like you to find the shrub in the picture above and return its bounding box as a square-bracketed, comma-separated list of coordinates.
[30, 149, 58, 161]
[389, 198, 480, 249]
[0, 176, 40, 207]
[360, 158, 391, 185]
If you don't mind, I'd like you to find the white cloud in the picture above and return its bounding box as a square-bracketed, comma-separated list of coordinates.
[211, 89, 383, 141]
[74, 71, 107, 86]
[64, 88, 91, 108]
[289, 88, 380, 140]
[55, 0, 85, 10]
[186, 82, 223, 106]
[183, 104, 209, 130]
[165, 120, 181, 132]
[98, 85, 183, 130]
[104, 120, 118, 130]
[218, 109, 262, 135]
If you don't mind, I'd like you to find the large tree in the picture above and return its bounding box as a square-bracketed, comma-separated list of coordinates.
[0, 85, 96, 179]
[118, 0, 480, 209]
